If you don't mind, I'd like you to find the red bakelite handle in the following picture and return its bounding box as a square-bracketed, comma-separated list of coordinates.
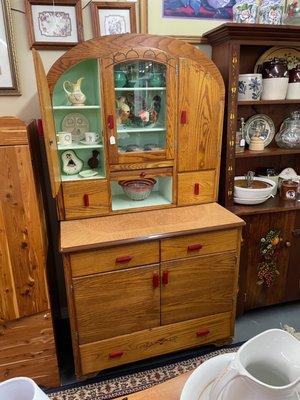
[109, 351, 124, 359]
[116, 255, 132, 263]
[107, 115, 114, 129]
[196, 329, 210, 337]
[181, 110, 187, 124]
[194, 183, 200, 195]
[140, 171, 146, 177]
[162, 270, 169, 285]
[188, 243, 203, 251]
[153, 272, 160, 288]
[83, 194, 89, 207]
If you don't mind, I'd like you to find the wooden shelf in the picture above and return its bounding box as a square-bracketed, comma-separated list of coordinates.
[231, 195, 300, 216]
[236, 147, 300, 158]
[61, 172, 106, 181]
[238, 100, 300, 106]
[58, 143, 103, 150]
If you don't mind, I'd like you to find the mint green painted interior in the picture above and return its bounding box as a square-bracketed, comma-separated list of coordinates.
[52, 59, 100, 106]
[54, 109, 102, 136]
[117, 129, 166, 152]
[111, 176, 172, 211]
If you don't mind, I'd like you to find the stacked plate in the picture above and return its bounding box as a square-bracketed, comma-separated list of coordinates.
[234, 176, 276, 205]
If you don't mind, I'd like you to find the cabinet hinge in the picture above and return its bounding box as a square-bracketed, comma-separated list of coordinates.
[175, 64, 179, 76]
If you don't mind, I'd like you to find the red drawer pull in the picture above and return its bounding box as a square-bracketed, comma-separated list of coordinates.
[162, 270, 169, 285]
[107, 115, 114, 130]
[188, 243, 203, 251]
[140, 171, 146, 177]
[83, 194, 89, 207]
[194, 183, 200, 195]
[181, 110, 187, 124]
[196, 328, 210, 337]
[153, 272, 160, 288]
[109, 351, 124, 359]
[116, 255, 132, 263]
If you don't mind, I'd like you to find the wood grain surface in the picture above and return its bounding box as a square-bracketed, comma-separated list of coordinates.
[60, 203, 244, 252]
[0, 117, 28, 145]
[177, 170, 216, 205]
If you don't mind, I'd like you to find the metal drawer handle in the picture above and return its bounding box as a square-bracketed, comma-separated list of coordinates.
[196, 328, 210, 337]
[116, 255, 132, 263]
[109, 351, 124, 359]
[188, 243, 203, 251]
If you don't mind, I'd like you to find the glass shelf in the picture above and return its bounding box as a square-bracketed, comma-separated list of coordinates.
[115, 87, 166, 91]
[53, 105, 100, 110]
[58, 143, 103, 150]
[117, 127, 166, 133]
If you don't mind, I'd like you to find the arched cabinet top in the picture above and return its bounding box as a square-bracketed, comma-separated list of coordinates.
[46, 34, 224, 96]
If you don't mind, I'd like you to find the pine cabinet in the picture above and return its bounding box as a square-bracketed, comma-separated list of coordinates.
[33, 34, 244, 377]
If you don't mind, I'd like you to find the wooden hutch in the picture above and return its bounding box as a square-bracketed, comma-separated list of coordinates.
[33, 34, 244, 377]
[204, 24, 300, 314]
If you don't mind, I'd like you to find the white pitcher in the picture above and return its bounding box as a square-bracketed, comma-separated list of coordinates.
[0, 377, 50, 400]
[210, 329, 300, 400]
[63, 77, 86, 106]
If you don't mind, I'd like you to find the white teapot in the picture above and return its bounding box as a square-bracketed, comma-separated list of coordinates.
[210, 329, 300, 400]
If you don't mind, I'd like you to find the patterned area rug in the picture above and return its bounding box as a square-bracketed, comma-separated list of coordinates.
[48, 346, 239, 400]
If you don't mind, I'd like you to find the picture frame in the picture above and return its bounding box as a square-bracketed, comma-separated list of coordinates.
[24, 0, 84, 50]
[91, 1, 137, 37]
[0, 0, 20, 95]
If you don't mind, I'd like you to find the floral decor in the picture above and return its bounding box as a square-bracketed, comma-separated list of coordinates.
[257, 229, 282, 288]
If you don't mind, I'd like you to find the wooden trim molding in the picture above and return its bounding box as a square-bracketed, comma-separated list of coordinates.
[91, 1, 137, 38]
[139, 0, 148, 34]
[168, 35, 208, 45]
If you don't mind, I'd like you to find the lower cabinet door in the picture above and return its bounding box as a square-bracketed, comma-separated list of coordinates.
[73, 264, 160, 344]
[161, 252, 237, 325]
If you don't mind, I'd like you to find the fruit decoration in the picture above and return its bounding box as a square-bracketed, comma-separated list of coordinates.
[257, 229, 282, 288]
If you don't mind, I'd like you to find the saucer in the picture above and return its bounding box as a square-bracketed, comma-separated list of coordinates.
[180, 353, 235, 400]
[79, 170, 98, 178]
[79, 140, 100, 145]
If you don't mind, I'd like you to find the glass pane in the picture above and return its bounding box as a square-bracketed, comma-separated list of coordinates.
[113, 61, 167, 154]
[52, 59, 106, 181]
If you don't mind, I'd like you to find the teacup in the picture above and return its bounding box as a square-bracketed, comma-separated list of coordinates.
[85, 132, 100, 144]
[58, 132, 72, 146]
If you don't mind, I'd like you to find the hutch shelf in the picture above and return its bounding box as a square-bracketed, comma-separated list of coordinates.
[204, 23, 300, 314]
[33, 34, 243, 377]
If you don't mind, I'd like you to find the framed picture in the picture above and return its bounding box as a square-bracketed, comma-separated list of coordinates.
[24, 0, 84, 49]
[0, 0, 20, 95]
[91, 2, 137, 37]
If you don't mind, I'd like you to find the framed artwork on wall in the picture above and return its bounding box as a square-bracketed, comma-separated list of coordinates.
[91, 1, 137, 37]
[0, 0, 20, 95]
[24, 0, 84, 49]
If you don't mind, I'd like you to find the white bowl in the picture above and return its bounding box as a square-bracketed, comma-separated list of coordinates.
[234, 195, 272, 205]
[286, 82, 300, 99]
[262, 77, 289, 100]
[234, 176, 276, 199]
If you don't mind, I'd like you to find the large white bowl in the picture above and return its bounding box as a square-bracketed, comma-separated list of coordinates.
[234, 176, 276, 199]
[234, 195, 272, 205]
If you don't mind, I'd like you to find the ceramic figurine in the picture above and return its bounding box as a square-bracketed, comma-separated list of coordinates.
[61, 150, 83, 175]
[88, 150, 100, 169]
[116, 97, 131, 126]
[63, 77, 86, 106]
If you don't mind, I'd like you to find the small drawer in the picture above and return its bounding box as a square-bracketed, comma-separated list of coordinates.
[161, 229, 238, 261]
[177, 170, 216, 205]
[62, 180, 109, 220]
[70, 241, 159, 277]
[79, 311, 231, 374]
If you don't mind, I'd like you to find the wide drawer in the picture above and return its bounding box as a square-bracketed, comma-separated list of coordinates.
[70, 241, 159, 277]
[62, 180, 109, 220]
[79, 312, 232, 374]
[161, 229, 238, 261]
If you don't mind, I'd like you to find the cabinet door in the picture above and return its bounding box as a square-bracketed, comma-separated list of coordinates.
[240, 212, 295, 312]
[73, 264, 160, 344]
[177, 58, 223, 172]
[161, 252, 237, 325]
[32, 49, 61, 198]
[102, 54, 177, 165]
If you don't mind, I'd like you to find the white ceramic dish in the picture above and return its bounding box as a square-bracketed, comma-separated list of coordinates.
[79, 169, 98, 178]
[234, 195, 272, 205]
[262, 77, 289, 100]
[234, 177, 276, 199]
[79, 140, 100, 145]
[180, 353, 235, 400]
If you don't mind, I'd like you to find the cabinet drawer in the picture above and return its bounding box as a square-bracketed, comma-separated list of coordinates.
[161, 229, 238, 261]
[70, 241, 159, 277]
[177, 170, 216, 205]
[62, 180, 109, 219]
[79, 312, 231, 374]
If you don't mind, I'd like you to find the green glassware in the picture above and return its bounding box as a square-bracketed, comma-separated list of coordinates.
[114, 70, 127, 88]
[149, 73, 165, 87]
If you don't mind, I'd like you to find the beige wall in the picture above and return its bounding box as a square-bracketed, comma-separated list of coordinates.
[0, 0, 213, 121]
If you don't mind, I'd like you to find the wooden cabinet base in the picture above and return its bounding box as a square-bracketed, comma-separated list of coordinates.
[79, 312, 231, 376]
[0, 312, 60, 388]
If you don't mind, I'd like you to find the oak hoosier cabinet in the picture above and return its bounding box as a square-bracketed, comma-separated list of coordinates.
[33, 34, 244, 377]
[0, 117, 59, 387]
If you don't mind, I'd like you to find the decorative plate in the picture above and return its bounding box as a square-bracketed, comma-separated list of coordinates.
[78, 170, 98, 178]
[244, 114, 275, 147]
[61, 113, 90, 142]
[254, 47, 300, 72]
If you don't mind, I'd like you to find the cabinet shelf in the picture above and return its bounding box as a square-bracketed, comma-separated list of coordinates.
[236, 147, 300, 158]
[117, 127, 165, 133]
[238, 100, 300, 106]
[112, 193, 172, 211]
[53, 105, 100, 110]
[58, 143, 103, 150]
[61, 172, 105, 182]
[115, 87, 166, 91]
[231, 195, 300, 216]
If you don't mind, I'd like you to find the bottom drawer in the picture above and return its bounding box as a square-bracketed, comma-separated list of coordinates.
[79, 311, 231, 375]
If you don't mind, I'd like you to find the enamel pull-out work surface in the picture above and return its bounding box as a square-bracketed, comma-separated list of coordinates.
[60, 203, 245, 253]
